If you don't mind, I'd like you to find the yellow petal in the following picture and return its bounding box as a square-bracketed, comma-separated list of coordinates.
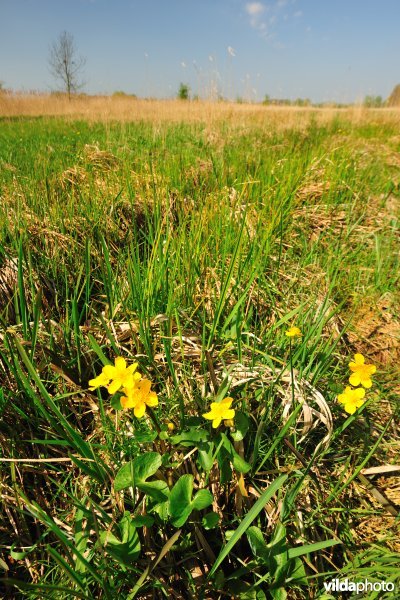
[121, 395, 135, 409]
[344, 403, 357, 414]
[115, 356, 127, 371]
[145, 393, 158, 407]
[361, 378, 372, 389]
[212, 417, 222, 428]
[221, 397, 233, 407]
[139, 379, 152, 394]
[349, 373, 361, 387]
[108, 379, 122, 394]
[223, 408, 235, 420]
[355, 387, 366, 399]
[354, 353, 365, 365]
[103, 364, 117, 378]
[134, 402, 147, 418]
[202, 411, 214, 420]
[88, 373, 109, 390]
[123, 373, 142, 389]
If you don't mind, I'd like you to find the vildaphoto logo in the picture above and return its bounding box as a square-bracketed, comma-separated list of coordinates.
[324, 578, 395, 594]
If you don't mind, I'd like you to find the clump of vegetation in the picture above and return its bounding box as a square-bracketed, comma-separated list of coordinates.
[363, 95, 384, 108]
[0, 113, 399, 598]
[178, 82, 190, 100]
[112, 91, 137, 98]
[387, 83, 400, 106]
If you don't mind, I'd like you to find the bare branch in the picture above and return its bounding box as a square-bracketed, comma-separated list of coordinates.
[48, 31, 86, 99]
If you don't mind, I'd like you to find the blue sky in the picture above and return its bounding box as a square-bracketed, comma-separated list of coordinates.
[1, 0, 399, 103]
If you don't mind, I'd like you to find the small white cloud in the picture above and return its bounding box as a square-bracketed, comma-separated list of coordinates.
[181, 61, 186, 68]
[246, 2, 268, 32]
[245, 0, 293, 45]
[245, 2, 265, 16]
[293, 10, 302, 17]
[227, 46, 236, 57]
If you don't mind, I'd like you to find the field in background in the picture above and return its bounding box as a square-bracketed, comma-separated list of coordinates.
[0, 103, 399, 598]
[2, 92, 400, 126]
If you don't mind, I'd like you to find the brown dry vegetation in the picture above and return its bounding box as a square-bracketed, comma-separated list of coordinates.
[2, 91, 400, 127]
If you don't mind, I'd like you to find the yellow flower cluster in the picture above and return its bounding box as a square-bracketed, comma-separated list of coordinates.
[338, 353, 376, 414]
[89, 357, 158, 418]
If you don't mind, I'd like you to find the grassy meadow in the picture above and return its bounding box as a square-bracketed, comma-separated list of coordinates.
[0, 97, 399, 599]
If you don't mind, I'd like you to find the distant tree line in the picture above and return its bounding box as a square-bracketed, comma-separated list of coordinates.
[261, 88, 400, 108]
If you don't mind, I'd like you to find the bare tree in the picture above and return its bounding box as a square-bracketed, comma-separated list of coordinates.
[48, 31, 85, 99]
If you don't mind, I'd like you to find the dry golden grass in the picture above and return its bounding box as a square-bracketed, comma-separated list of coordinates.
[2, 92, 400, 127]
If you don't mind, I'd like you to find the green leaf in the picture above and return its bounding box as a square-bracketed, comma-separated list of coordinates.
[286, 557, 307, 585]
[197, 441, 215, 471]
[134, 452, 162, 484]
[88, 333, 111, 366]
[220, 433, 251, 473]
[131, 515, 154, 527]
[269, 588, 287, 600]
[100, 512, 140, 567]
[170, 428, 210, 448]
[231, 411, 249, 442]
[191, 488, 213, 511]
[74, 508, 90, 574]
[169, 475, 193, 527]
[287, 539, 340, 559]
[202, 512, 220, 530]
[110, 394, 123, 410]
[169, 474, 213, 527]
[246, 526, 269, 562]
[238, 589, 267, 600]
[232, 452, 251, 474]
[217, 446, 233, 484]
[208, 474, 288, 577]
[114, 461, 135, 492]
[135, 431, 158, 443]
[114, 452, 162, 492]
[139, 480, 170, 502]
[150, 496, 170, 521]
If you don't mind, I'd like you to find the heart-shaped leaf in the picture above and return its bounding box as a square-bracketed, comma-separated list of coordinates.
[202, 512, 220, 530]
[114, 452, 162, 492]
[169, 474, 213, 527]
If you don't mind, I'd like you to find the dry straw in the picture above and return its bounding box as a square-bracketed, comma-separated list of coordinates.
[2, 92, 400, 127]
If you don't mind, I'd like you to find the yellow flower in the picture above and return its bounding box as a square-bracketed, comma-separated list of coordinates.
[167, 422, 175, 432]
[285, 326, 302, 338]
[338, 386, 366, 414]
[203, 397, 235, 429]
[120, 379, 158, 418]
[349, 353, 376, 389]
[89, 357, 141, 393]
